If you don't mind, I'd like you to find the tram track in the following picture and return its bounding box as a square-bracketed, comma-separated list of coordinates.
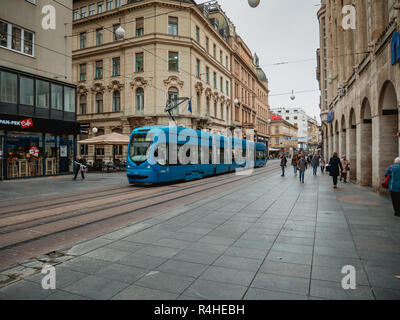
[0, 162, 280, 270]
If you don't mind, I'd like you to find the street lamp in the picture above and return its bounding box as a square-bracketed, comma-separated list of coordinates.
[248, 0, 260, 8]
[115, 25, 126, 38]
[92, 127, 98, 134]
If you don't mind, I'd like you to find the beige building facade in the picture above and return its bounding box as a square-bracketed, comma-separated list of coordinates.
[73, 0, 233, 164]
[317, 0, 400, 192]
[269, 118, 298, 154]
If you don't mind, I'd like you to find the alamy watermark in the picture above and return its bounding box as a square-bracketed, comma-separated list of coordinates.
[41, 264, 56, 290]
[341, 265, 356, 290]
[41, 5, 56, 30]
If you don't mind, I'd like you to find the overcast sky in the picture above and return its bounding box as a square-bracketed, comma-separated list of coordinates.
[215, 0, 321, 121]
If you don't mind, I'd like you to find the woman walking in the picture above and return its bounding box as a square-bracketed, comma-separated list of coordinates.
[291, 155, 298, 175]
[298, 155, 307, 184]
[329, 152, 343, 189]
[385, 157, 400, 217]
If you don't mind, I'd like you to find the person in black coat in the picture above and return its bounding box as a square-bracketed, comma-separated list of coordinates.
[329, 152, 343, 189]
[280, 154, 288, 177]
[73, 155, 87, 180]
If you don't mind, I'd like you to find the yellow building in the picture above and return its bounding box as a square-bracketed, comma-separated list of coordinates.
[73, 0, 233, 164]
[269, 118, 298, 155]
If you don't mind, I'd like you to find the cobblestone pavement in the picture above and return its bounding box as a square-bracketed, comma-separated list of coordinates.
[1, 163, 399, 300]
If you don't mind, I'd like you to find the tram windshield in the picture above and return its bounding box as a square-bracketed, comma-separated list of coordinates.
[129, 133, 153, 164]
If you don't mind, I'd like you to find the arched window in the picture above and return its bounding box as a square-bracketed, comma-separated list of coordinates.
[112, 90, 120, 112]
[168, 87, 179, 115]
[79, 94, 87, 114]
[135, 88, 144, 115]
[96, 93, 103, 113]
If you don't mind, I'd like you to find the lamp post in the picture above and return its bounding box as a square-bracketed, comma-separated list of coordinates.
[248, 0, 260, 8]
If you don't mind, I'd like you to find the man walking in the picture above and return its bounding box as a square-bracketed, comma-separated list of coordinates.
[73, 155, 86, 180]
[311, 153, 320, 176]
[280, 154, 288, 177]
[291, 154, 298, 175]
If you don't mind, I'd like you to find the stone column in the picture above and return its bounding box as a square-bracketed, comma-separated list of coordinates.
[358, 121, 373, 186]
[344, 0, 355, 80]
[347, 125, 357, 180]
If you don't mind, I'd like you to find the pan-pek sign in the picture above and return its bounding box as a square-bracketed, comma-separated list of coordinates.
[0, 118, 34, 129]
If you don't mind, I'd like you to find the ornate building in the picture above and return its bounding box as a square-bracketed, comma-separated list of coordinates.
[317, 0, 400, 192]
[73, 0, 233, 163]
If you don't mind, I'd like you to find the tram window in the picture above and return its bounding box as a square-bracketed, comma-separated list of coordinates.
[220, 148, 224, 164]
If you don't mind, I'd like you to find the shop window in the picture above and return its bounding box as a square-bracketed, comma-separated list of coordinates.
[96, 147, 105, 156]
[112, 90, 120, 112]
[51, 84, 63, 110]
[59, 136, 74, 173]
[36, 80, 50, 108]
[19, 76, 34, 106]
[135, 87, 144, 114]
[64, 86, 76, 112]
[6, 133, 43, 178]
[80, 144, 88, 155]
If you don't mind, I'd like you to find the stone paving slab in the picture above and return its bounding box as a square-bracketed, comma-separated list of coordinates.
[1, 164, 399, 300]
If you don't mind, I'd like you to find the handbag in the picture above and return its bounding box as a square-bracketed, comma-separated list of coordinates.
[326, 164, 331, 173]
[382, 166, 392, 189]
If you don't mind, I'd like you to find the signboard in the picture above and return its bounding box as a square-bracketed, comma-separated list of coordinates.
[0, 118, 34, 129]
[60, 145, 68, 157]
[391, 31, 400, 65]
[29, 146, 39, 157]
[270, 114, 282, 120]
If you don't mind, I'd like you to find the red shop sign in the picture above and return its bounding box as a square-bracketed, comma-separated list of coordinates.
[21, 118, 33, 129]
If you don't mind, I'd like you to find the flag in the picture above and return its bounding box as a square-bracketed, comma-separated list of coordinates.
[188, 99, 192, 113]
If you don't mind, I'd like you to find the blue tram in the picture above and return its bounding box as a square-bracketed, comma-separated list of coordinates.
[126, 126, 267, 184]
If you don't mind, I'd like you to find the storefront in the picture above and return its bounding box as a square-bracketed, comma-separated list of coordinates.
[0, 114, 79, 180]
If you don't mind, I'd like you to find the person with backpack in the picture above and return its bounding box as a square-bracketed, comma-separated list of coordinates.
[385, 157, 400, 217]
[280, 154, 288, 177]
[329, 152, 343, 189]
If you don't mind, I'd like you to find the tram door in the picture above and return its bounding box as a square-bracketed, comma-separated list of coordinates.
[0, 136, 3, 180]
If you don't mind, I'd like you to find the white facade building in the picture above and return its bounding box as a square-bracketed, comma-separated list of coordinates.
[271, 107, 311, 149]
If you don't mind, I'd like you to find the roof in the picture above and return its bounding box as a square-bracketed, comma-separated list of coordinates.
[256, 67, 268, 82]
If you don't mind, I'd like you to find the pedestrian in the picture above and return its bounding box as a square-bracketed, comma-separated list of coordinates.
[340, 156, 350, 183]
[291, 154, 298, 175]
[384, 157, 400, 217]
[320, 157, 326, 173]
[73, 155, 86, 180]
[297, 155, 307, 183]
[311, 153, 320, 176]
[329, 152, 343, 189]
[280, 154, 288, 177]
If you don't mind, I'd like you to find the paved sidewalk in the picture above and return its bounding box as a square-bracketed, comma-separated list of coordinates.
[1, 167, 399, 300]
[0, 172, 127, 202]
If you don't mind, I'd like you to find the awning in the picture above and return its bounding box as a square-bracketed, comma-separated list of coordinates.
[268, 148, 282, 151]
[78, 132, 130, 146]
